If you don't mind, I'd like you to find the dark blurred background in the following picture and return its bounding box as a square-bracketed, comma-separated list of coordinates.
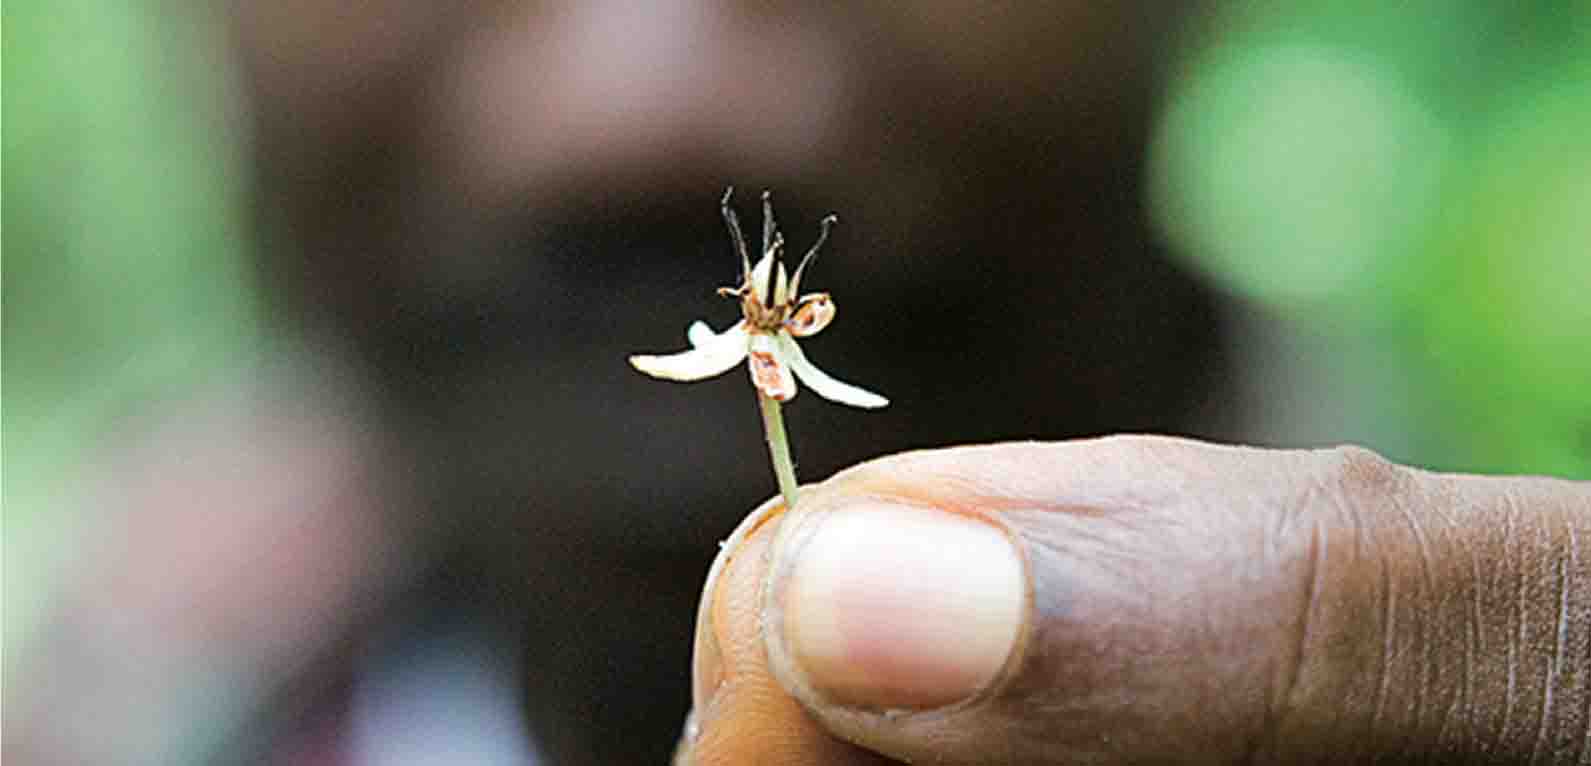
[5, 2, 1588, 764]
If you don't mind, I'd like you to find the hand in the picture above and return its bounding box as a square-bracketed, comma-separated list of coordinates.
[674, 436, 1590, 764]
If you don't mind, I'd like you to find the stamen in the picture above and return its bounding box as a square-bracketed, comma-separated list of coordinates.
[761, 190, 776, 258]
[790, 214, 838, 295]
[721, 187, 752, 281]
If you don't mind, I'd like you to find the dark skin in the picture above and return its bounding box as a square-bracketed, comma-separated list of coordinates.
[675, 436, 1591, 764]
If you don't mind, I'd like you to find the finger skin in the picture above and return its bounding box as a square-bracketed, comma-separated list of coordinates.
[682, 436, 1591, 765]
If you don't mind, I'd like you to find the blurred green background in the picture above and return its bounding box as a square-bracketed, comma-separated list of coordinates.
[1151, 2, 1590, 478]
[5, 1, 1588, 764]
[6, 1, 259, 649]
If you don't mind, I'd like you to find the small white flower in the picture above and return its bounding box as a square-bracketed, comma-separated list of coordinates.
[629, 189, 888, 409]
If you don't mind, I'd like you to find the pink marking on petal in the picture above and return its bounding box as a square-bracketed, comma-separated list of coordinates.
[748, 350, 795, 401]
[786, 294, 834, 337]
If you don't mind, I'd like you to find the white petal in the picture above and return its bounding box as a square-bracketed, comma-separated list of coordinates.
[774, 332, 888, 408]
[749, 252, 775, 306]
[748, 250, 791, 307]
[687, 320, 717, 348]
[747, 332, 797, 401]
[630, 322, 749, 381]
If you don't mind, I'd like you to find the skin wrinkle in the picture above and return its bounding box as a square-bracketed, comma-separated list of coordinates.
[1528, 509, 1555, 766]
[1420, 479, 1471, 754]
[1318, 447, 1384, 758]
[1581, 664, 1591, 766]
[1482, 476, 1591, 765]
[1374, 554, 1397, 753]
[1329, 483, 1371, 755]
[1266, 482, 1304, 562]
[1561, 513, 1589, 765]
[1394, 498, 1435, 745]
[1582, 711, 1591, 766]
[1240, 673, 1267, 766]
[1505, 488, 1521, 746]
[1332, 468, 1376, 754]
[1464, 520, 1481, 753]
[1530, 492, 1553, 766]
[1539, 505, 1585, 764]
[1531, 550, 1569, 764]
[1263, 515, 1325, 763]
[1269, 447, 1446, 762]
[1267, 456, 1591, 762]
[1449, 468, 1502, 758]
[1347, 480, 1369, 561]
[1569, 519, 1591, 766]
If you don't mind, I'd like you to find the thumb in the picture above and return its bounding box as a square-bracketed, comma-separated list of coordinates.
[682, 436, 1591, 764]
[763, 437, 1319, 763]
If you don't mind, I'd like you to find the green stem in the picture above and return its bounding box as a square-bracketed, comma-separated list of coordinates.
[758, 392, 799, 508]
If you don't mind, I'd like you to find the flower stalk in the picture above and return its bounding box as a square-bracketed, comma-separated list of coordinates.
[757, 391, 800, 509]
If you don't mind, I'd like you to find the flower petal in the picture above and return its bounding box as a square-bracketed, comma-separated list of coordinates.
[785, 293, 834, 337]
[749, 246, 790, 307]
[687, 320, 717, 348]
[775, 332, 888, 408]
[747, 332, 797, 401]
[629, 322, 749, 381]
[749, 251, 775, 306]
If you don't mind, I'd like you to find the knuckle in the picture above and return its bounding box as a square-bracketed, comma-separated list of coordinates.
[1317, 444, 1406, 494]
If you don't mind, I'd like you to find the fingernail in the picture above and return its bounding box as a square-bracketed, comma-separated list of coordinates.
[779, 505, 1025, 709]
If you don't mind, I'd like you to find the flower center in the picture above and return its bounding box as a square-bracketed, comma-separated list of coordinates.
[742, 290, 791, 332]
